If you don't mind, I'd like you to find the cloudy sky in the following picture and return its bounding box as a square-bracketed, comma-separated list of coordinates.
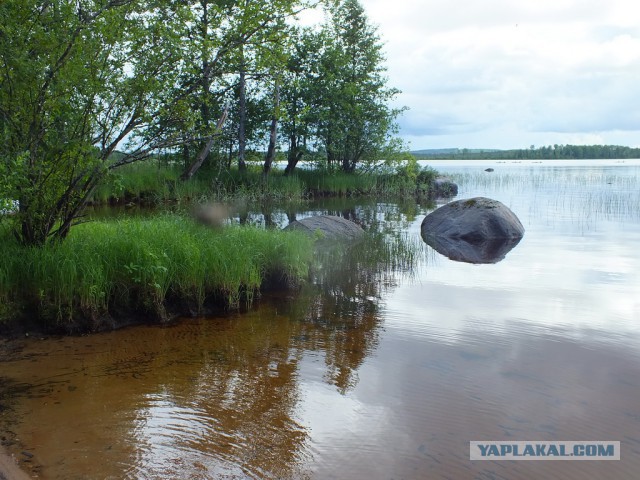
[351, 0, 640, 150]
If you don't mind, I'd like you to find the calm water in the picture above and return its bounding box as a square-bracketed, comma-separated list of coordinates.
[1, 160, 640, 479]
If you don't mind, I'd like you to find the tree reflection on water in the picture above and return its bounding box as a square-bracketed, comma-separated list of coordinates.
[0, 202, 428, 480]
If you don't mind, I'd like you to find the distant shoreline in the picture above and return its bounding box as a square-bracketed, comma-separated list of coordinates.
[411, 144, 640, 161]
[416, 158, 640, 168]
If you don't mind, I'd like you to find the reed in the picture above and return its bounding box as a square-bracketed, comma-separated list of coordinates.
[449, 168, 640, 221]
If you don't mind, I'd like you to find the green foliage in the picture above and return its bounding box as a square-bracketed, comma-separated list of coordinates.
[0, 216, 314, 329]
[280, 1, 406, 174]
[318, 0, 406, 172]
[1, 0, 408, 247]
[0, 0, 197, 245]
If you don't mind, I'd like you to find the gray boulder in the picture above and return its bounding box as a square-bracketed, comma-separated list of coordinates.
[420, 197, 524, 263]
[284, 215, 364, 241]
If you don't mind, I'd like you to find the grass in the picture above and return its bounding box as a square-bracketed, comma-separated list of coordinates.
[91, 162, 181, 204]
[90, 162, 440, 205]
[310, 228, 427, 301]
[0, 216, 314, 332]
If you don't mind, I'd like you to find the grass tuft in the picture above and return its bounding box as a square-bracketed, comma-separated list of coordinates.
[0, 216, 314, 331]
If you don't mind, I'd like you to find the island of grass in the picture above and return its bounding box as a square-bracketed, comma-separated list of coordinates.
[0, 216, 314, 334]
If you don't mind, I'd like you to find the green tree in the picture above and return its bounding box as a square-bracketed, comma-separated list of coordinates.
[178, 0, 311, 175]
[0, 0, 194, 245]
[280, 27, 325, 175]
[317, 0, 405, 172]
[0, 0, 314, 244]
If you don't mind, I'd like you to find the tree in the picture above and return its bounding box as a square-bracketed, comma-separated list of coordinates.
[0, 0, 195, 245]
[178, 0, 312, 176]
[280, 27, 325, 175]
[0, 0, 314, 245]
[317, 0, 404, 172]
[262, 77, 281, 175]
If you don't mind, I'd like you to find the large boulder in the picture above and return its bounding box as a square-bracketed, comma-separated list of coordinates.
[284, 215, 364, 241]
[420, 197, 524, 263]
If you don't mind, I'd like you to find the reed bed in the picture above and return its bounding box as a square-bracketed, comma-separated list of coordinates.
[449, 168, 640, 223]
[0, 216, 314, 331]
[311, 228, 427, 302]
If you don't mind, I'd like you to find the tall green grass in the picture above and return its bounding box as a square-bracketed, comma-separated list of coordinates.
[90, 162, 439, 205]
[0, 217, 314, 331]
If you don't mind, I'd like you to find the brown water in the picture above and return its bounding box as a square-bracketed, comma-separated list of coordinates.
[2, 160, 640, 479]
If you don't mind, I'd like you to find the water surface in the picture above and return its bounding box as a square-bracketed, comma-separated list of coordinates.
[1, 160, 640, 479]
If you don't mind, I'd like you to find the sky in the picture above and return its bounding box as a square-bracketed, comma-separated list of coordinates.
[316, 0, 640, 150]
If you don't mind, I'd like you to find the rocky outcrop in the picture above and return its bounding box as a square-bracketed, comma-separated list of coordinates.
[420, 197, 524, 263]
[284, 215, 364, 241]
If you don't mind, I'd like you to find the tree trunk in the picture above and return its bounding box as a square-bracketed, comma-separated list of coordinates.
[238, 65, 247, 171]
[199, 1, 212, 165]
[182, 144, 190, 170]
[263, 80, 280, 175]
[284, 146, 303, 175]
[180, 106, 228, 180]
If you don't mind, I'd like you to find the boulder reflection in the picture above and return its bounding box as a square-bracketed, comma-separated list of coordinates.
[421, 233, 523, 264]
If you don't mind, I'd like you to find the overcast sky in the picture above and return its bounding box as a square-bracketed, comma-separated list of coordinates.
[346, 0, 640, 150]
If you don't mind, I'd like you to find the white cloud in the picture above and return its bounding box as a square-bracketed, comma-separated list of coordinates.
[358, 0, 640, 149]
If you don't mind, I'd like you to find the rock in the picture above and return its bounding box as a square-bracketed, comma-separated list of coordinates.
[420, 197, 524, 263]
[284, 215, 364, 241]
[430, 176, 458, 198]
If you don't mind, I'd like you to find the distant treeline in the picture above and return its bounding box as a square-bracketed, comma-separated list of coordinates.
[413, 145, 640, 160]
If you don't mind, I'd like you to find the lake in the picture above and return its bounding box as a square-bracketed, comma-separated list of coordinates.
[1, 160, 639, 479]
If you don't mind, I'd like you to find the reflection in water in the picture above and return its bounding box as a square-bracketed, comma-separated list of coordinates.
[0, 210, 421, 479]
[422, 232, 523, 264]
[0, 312, 314, 479]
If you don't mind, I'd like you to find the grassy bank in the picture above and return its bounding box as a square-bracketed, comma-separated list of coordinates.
[0, 216, 314, 333]
[91, 162, 439, 205]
